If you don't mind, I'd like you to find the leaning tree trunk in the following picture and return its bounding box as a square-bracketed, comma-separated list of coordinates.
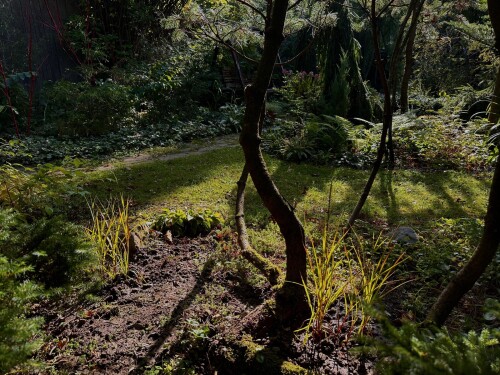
[427, 0, 500, 326]
[347, 0, 392, 230]
[239, 0, 307, 316]
[235, 106, 281, 286]
[428, 156, 500, 326]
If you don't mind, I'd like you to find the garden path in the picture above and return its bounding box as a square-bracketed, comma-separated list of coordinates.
[98, 134, 240, 171]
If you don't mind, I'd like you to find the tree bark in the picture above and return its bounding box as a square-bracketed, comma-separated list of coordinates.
[427, 0, 500, 326]
[488, 0, 500, 124]
[427, 156, 500, 326]
[239, 0, 307, 314]
[400, 0, 424, 113]
[347, 0, 392, 230]
[235, 105, 282, 286]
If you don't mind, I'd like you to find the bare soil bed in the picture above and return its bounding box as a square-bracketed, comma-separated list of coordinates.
[36, 233, 374, 374]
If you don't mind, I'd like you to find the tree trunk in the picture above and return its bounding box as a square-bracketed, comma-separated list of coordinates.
[239, 0, 307, 315]
[488, 66, 500, 124]
[400, 0, 424, 113]
[235, 106, 282, 286]
[427, 156, 500, 326]
[427, 0, 500, 326]
[347, 0, 392, 230]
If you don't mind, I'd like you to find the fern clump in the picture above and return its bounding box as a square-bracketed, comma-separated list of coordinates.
[372, 319, 500, 374]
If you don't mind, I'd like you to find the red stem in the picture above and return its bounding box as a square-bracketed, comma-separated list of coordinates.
[26, 6, 35, 135]
[42, 0, 83, 66]
[0, 60, 20, 138]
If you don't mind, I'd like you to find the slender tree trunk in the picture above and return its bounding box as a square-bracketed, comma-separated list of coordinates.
[239, 0, 307, 314]
[235, 107, 281, 285]
[428, 0, 500, 326]
[488, 66, 500, 124]
[347, 0, 392, 230]
[401, 0, 424, 113]
[428, 156, 500, 326]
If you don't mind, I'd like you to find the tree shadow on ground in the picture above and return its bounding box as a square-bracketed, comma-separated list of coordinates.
[379, 170, 400, 224]
[129, 257, 216, 374]
[84, 147, 245, 214]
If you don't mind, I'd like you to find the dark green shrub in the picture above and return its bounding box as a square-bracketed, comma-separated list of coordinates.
[305, 115, 350, 155]
[45, 80, 132, 136]
[263, 115, 350, 163]
[0, 208, 92, 288]
[0, 256, 43, 373]
[137, 45, 222, 122]
[23, 217, 92, 287]
[277, 70, 322, 115]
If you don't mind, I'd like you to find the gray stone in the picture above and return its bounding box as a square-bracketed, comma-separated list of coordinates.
[392, 226, 418, 244]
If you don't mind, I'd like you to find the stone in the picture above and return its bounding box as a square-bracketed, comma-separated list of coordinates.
[392, 226, 418, 244]
[164, 230, 173, 244]
[128, 232, 142, 256]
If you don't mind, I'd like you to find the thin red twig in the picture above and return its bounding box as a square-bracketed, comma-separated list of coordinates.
[0, 60, 20, 138]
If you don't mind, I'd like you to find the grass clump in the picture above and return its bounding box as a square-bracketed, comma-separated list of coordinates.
[298, 233, 347, 343]
[86, 196, 131, 279]
[299, 231, 406, 344]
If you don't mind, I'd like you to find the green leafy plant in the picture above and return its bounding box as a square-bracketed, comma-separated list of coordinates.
[152, 209, 223, 237]
[277, 70, 322, 115]
[86, 196, 131, 279]
[0, 162, 88, 217]
[0, 207, 92, 288]
[45, 80, 132, 136]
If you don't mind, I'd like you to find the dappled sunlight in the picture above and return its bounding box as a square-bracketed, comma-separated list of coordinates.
[86, 148, 491, 230]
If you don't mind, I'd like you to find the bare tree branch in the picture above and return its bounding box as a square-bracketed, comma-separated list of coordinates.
[235, 0, 267, 21]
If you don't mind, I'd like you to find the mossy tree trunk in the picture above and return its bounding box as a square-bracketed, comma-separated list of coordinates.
[427, 1, 500, 326]
[239, 0, 307, 316]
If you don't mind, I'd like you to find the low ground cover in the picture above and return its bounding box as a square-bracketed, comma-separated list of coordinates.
[1, 141, 495, 373]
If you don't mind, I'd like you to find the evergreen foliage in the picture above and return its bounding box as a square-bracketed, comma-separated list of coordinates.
[0, 256, 43, 373]
[371, 317, 500, 374]
[317, 0, 373, 119]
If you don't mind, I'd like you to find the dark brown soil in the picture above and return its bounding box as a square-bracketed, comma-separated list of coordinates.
[35, 234, 374, 374]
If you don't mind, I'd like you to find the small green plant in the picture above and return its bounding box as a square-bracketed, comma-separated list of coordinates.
[277, 70, 322, 115]
[86, 196, 131, 279]
[152, 209, 223, 237]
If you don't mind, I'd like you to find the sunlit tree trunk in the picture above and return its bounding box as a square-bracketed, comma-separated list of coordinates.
[239, 0, 307, 316]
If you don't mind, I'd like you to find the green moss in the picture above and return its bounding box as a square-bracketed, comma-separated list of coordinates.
[281, 361, 308, 374]
[237, 334, 307, 374]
